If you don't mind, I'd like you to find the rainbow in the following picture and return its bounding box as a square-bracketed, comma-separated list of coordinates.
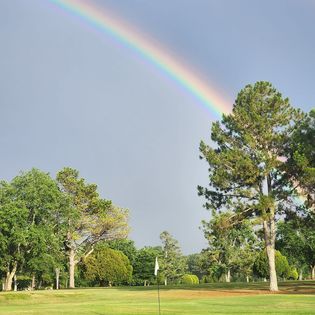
[48, 0, 231, 117]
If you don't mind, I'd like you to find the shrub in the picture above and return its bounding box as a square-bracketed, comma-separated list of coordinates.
[84, 247, 132, 286]
[253, 250, 290, 279]
[288, 267, 299, 280]
[181, 274, 199, 285]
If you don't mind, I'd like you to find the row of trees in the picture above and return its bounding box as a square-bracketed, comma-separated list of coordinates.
[198, 81, 314, 291]
[76, 227, 315, 287]
[0, 168, 128, 291]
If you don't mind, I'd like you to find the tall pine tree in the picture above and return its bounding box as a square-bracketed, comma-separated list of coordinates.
[199, 82, 301, 291]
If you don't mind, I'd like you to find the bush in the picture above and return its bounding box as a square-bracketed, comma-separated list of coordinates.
[84, 247, 132, 286]
[288, 267, 299, 280]
[253, 250, 290, 279]
[181, 274, 199, 285]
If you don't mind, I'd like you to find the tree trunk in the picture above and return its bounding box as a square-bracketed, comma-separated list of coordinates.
[263, 218, 278, 292]
[225, 269, 231, 282]
[261, 175, 279, 292]
[164, 277, 167, 286]
[298, 270, 303, 281]
[246, 275, 249, 283]
[69, 248, 76, 288]
[311, 265, 315, 280]
[55, 268, 60, 290]
[13, 275, 17, 291]
[4, 263, 17, 291]
[31, 274, 36, 290]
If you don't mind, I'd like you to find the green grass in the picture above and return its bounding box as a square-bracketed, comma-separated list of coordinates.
[0, 281, 315, 315]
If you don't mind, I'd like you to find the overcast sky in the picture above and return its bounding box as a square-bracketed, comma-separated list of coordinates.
[1, 0, 314, 254]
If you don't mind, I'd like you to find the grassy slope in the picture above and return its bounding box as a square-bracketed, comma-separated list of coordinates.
[0, 281, 314, 315]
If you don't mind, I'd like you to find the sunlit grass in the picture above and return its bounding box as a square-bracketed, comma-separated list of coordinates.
[0, 281, 314, 314]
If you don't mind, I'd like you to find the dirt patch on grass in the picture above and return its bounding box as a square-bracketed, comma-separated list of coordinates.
[160, 289, 269, 299]
[160, 287, 315, 299]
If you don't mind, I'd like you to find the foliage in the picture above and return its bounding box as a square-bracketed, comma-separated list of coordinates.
[277, 209, 315, 278]
[132, 246, 162, 285]
[0, 169, 66, 290]
[203, 213, 258, 281]
[102, 239, 137, 265]
[0, 181, 28, 280]
[181, 274, 199, 284]
[56, 167, 129, 287]
[285, 110, 315, 209]
[186, 252, 211, 280]
[84, 247, 132, 286]
[253, 250, 291, 279]
[199, 81, 302, 291]
[160, 231, 186, 284]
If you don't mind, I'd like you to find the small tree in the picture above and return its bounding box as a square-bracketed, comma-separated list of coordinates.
[84, 247, 132, 286]
[160, 231, 186, 285]
[133, 246, 162, 286]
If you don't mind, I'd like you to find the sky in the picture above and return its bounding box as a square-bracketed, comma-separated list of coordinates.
[1, 0, 314, 254]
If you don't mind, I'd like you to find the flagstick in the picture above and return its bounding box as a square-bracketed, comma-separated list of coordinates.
[157, 272, 161, 315]
[154, 257, 161, 315]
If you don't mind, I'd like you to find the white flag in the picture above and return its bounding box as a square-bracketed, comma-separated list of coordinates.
[154, 257, 159, 276]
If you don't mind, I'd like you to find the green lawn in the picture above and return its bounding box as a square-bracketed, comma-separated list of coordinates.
[0, 281, 314, 315]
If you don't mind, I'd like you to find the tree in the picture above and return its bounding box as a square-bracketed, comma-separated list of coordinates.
[0, 169, 65, 291]
[186, 253, 209, 281]
[0, 181, 28, 291]
[203, 213, 257, 282]
[104, 239, 137, 266]
[277, 209, 315, 279]
[199, 82, 301, 291]
[132, 246, 162, 286]
[160, 231, 186, 285]
[285, 110, 315, 209]
[253, 250, 291, 280]
[84, 247, 132, 286]
[56, 167, 129, 288]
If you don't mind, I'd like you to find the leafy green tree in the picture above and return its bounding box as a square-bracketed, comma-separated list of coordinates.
[186, 253, 209, 280]
[0, 169, 65, 291]
[253, 250, 291, 279]
[0, 181, 28, 291]
[132, 246, 162, 286]
[56, 167, 129, 288]
[203, 213, 257, 282]
[84, 247, 132, 286]
[160, 231, 186, 285]
[11, 169, 67, 290]
[285, 110, 315, 208]
[199, 82, 301, 291]
[104, 239, 137, 266]
[277, 209, 315, 279]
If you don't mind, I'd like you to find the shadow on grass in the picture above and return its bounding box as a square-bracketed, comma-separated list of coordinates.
[110, 280, 315, 294]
